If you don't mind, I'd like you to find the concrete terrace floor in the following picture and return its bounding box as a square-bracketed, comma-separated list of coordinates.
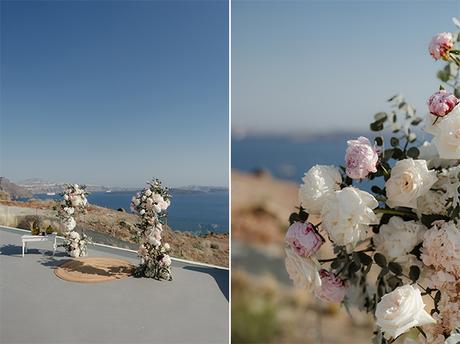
[0, 227, 229, 344]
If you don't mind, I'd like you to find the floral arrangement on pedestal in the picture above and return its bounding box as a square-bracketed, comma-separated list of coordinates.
[130, 178, 172, 280]
[56, 184, 91, 258]
[284, 19, 460, 344]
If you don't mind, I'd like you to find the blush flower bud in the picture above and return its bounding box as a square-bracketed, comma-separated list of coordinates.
[315, 269, 346, 303]
[285, 222, 323, 257]
[428, 90, 459, 117]
[345, 136, 379, 180]
[429, 32, 454, 60]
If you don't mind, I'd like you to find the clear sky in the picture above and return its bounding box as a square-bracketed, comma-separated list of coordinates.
[1, 0, 228, 188]
[232, 0, 460, 134]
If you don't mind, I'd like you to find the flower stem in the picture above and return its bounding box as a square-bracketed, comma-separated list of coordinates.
[373, 208, 417, 219]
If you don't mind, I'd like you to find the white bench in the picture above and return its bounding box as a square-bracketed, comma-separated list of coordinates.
[21, 233, 57, 257]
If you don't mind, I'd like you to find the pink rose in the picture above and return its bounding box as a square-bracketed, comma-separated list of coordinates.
[315, 269, 346, 303]
[160, 255, 172, 267]
[429, 32, 454, 60]
[345, 136, 379, 180]
[428, 90, 459, 117]
[285, 222, 323, 257]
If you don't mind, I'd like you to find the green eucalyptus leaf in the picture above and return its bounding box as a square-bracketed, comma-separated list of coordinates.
[393, 148, 404, 160]
[370, 121, 384, 132]
[349, 261, 361, 273]
[387, 275, 403, 289]
[434, 290, 441, 307]
[371, 185, 383, 195]
[331, 260, 341, 270]
[374, 112, 388, 122]
[357, 252, 373, 266]
[374, 253, 387, 268]
[455, 87, 460, 98]
[375, 136, 384, 146]
[407, 147, 420, 159]
[437, 70, 449, 82]
[388, 262, 402, 276]
[409, 265, 420, 283]
[390, 137, 399, 147]
[411, 117, 422, 126]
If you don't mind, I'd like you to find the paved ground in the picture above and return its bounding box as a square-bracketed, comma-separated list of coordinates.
[0, 227, 228, 344]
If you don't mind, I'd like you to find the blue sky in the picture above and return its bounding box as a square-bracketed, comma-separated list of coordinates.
[232, 0, 460, 134]
[1, 0, 228, 188]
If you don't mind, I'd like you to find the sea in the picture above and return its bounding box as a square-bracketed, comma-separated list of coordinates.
[232, 135, 349, 182]
[231, 134, 394, 193]
[25, 190, 229, 235]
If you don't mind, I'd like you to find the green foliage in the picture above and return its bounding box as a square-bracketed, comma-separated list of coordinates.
[45, 225, 54, 234]
[232, 299, 280, 344]
[388, 262, 402, 276]
[374, 253, 387, 268]
[409, 265, 421, 283]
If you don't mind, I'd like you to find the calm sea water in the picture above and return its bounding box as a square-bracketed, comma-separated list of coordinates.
[28, 190, 229, 235]
[232, 136, 348, 182]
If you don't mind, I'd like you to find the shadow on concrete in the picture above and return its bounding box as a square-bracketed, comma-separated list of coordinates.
[183, 265, 229, 301]
[0, 244, 65, 258]
[0, 244, 22, 257]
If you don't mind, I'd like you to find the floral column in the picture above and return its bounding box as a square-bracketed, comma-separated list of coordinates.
[130, 178, 172, 280]
[56, 184, 90, 257]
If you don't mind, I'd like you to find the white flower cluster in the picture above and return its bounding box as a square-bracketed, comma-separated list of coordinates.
[67, 231, 90, 258]
[286, 21, 460, 343]
[131, 178, 173, 281]
[56, 184, 90, 258]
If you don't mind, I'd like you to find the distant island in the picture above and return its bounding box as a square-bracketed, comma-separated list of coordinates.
[8, 178, 227, 196]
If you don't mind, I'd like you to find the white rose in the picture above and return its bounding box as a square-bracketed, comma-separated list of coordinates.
[375, 285, 435, 339]
[139, 209, 145, 215]
[153, 204, 162, 213]
[416, 190, 448, 216]
[70, 196, 83, 207]
[159, 199, 169, 211]
[426, 104, 460, 159]
[161, 255, 172, 267]
[284, 247, 321, 290]
[374, 217, 426, 260]
[386, 159, 437, 209]
[152, 193, 162, 202]
[69, 231, 80, 240]
[298, 165, 342, 215]
[145, 189, 152, 197]
[133, 198, 141, 206]
[163, 243, 170, 250]
[148, 236, 161, 247]
[63, 217, 76, 232]
[64, 194, 69, 201]
[419, 140, 457, 169]
[146, 198, 153, 206]
[64, 207, 75, 215]
[152, 228, 161, 240]
[321, 186, 378, 248]
[74, 184, 79, 189]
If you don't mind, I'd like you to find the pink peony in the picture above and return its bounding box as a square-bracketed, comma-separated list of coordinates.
[429, 32, 454, 60]
[160, 255, 172, 267]
[428, 90, 459, 117]
[345, 136, 379, 180]
[285, 222, 323, 257]
[315, 269, 346, 303]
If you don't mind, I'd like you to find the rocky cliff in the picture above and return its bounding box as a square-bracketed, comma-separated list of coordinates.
[0, 177, 32, 199]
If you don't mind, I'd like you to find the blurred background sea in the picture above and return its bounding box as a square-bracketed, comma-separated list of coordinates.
[21, 190, 229, 235]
